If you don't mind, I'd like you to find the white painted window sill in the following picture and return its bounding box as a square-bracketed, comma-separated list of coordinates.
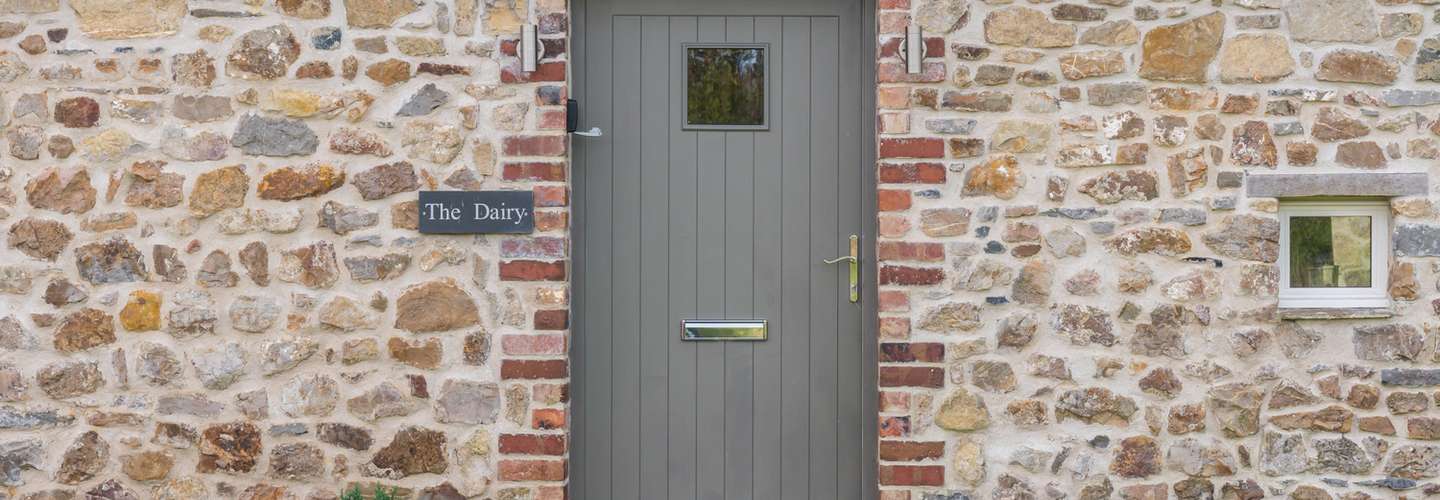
[1278, 307, 1395, 320]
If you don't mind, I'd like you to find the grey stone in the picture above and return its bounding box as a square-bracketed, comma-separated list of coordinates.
[231, 113, 318, 157]
[318, 201, 379, 235]
[1383, 89, 1440, 107]
[157, 393, 225, 417]
[396, 83, 449, 117]
[260, 337, 319, 375]
[1313, 436, 1374, 474]
[925, 118, 977, 134]
[0, 406, 73, 430]
[0, 438, 42, 486]
[1260, 431, 1306, 476]
[229, 295, 280, 333]
[435, 379, 500, 424]
[167, 290, 217, 338]
[1247, 172, 1427, 198]
[1383, 368, 1440, 387]
[1396, 224, 1440, 257]
[190, 342, 247, 390]
[1160, 208, 1207, 226]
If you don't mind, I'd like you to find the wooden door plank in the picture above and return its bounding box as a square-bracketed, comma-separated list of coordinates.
[778, 16, 813, 500]
[723, 16, 758, 500]
[694, 16, 729, 500]
[610, 15, 644, 500]
[749, 15, 785, 500]
[581, 10, 620, 500]
[833, 10, 866, 499]
[807, 16, 841, 500]
[638, 14, 672, 500]
[666, 16, 701, 500]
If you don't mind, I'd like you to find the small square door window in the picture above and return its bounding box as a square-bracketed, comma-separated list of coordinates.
[1279, 199, 1390, 309]
[684, 44, 768, 130]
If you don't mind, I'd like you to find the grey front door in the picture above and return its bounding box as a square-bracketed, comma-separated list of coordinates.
[572, 0, 876, 498]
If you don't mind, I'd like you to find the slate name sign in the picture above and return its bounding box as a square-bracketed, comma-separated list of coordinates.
[418, 191, 535, 234]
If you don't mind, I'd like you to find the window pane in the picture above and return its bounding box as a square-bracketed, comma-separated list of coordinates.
[1289, 216, 1372, 288]
[686, 47, 765, 127]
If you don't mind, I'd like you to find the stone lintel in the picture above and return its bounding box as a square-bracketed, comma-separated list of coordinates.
[1246, 172, 1429, 198]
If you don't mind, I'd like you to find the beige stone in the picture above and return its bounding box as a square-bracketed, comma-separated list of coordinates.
[70, 0, 185, 40]
[983, 7, 1076, 48]
[345, 0, 421, 28]
[485, 0, 529, 34]
[1219, 34, 1294, 84]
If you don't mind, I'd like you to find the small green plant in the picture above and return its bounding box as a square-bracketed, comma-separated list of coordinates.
[340, 485, 398, 500]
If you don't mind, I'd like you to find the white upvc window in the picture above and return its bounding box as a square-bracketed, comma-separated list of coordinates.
[1278, 199, 1391, 309]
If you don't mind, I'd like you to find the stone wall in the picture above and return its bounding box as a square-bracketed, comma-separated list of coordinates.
[876, 0, 1440, 498]
[0, 0, 569, 498]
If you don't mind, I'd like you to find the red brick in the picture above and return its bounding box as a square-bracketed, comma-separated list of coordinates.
[498, 459, 568, 481]
[534, 309, 569, 330]
[500, 260, 567, 281]
[879, 316, 910, 339]
[499, 434, 567, 455]
[879, 138, 944, 159]
[539, 109, 568, 130]
[878, 61, 946, 83]
[879, 416, 910, 437]
[535, 210, 569, 231]
[879, 162, 946, 184]
[533, 408, 567, 429]
[878, 87, 910, 109]
[877, 189, 912, 211]
[537, 486, 567, 500]
[503, 359, 569, 380]
[503, 334, 568, 355]
[879, 465, 943, 486]
[877, 242, 944, 262]
[880, 343, 944, 363]
[500, 38, 568, 58]
[878, 290, 909, 312]
[879, 366, 943, 388]
[878, 0, 909, 10]
[503, 135, 567, 157]
[502, 61, 567, 83]
[879, 265, 943, 286]
[879, 441, 945, 462]
[534, 185, 569, 207]
[504, 162, 567, 181]
[878, 37, 944, 58]
[879, 392, 910, 412]
[501, 237, 568, 259]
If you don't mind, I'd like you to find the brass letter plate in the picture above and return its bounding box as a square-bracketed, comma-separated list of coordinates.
[681, 320, 767, 341]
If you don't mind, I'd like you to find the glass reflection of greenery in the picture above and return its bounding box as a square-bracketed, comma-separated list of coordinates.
[1289, 216, 1371, 289]
[687, 47, 765, 126]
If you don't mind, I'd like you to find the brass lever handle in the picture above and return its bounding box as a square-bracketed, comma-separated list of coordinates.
[821, 235, 859, 303]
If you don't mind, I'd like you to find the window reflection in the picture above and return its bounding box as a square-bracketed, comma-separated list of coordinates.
[1289, 216, 1372, 288]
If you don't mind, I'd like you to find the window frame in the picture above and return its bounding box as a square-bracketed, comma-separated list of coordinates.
[1277, 199, 1391, 309]
[680, 42, 771, 131]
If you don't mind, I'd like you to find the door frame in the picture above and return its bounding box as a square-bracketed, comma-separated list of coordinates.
[568, 0, 880, 496]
